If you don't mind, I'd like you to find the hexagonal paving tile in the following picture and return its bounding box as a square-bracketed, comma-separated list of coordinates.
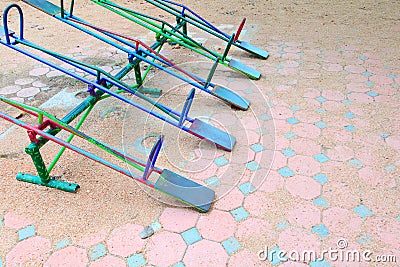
[146, 231, 186, 267]
[196, 210, 236, 242]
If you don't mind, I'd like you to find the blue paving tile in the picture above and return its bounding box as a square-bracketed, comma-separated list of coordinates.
[172, 262, 185, 267]
[364, 81, 374, 87]
[387, 73, 397, 79]
[359, 55, 368, 61]
[342, 99, 352, 105]
[286, 117, 300, 124]
[243, 89, 254, 95]
[55, 239, 70, 250]
[90, 243, 107, 261]
[0, 258, 2, 267]
[267, 246, 286, 265]
[278, 167, 294, 177]
[284, 132, 296, 139]
[222, 237, 242, 255]
[385, 165, 395, 171]
[18, 225, 35, 241]
[278, 50, 287, 55]
[282, 148, 296, 158]
[280, 44, 287, 48]
[316, 96, 327, 103]
[357, 233, 371, 243]
[246, 161, 260, 171]
[380, 133, 391, 138]
[251, 143, 264, 153]
[345, 112, 356, 119]
[127, 253, 147, 267]
[348, 158, 364, 169]
[290, 105, 300, 111]
[238, 182, 256, 195]
[313, 173, 329, 185]
[312, 224, 330, 238]
[275, 64, 283, 69]
[0, 217, 2, 227]
[313, 196, 329, 207]
[260, 114, 272, 121]
[344, 125, 356, 132]
[362, 71, 373, 77]
[276, 220, 290, 230]
[315, 121, 327, 129]
[181, 228, 202, 245]
[297, 59, 305, 63]
[205, 176, 220, 187]
[397, 215, 400, 221]
[316, 107, 326, 114]
[214, 156, 229, 167]
[297, 51, 305, 55]
[353, 205, 373, 219]
[310, 259, 331, 267]
[313, 153, 330, 163]
[230, 207, 250, 222]
[366, 90, 379, 97]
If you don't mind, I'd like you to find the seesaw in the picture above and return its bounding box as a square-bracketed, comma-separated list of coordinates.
[1, 4, 236, 151]
[23, 0, 266, 80]
[21, 0, 251, 111]
[0, 4, 216, 212]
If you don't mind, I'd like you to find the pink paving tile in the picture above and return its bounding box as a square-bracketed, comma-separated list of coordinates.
[346, 73, 368, 83]
[326, 145, 354, 162]
[6, 236, 51, 267]
[106, 223, 145, 257]
[322, 90, 345, 101]
[285, 175, 322, 200]
[282, 52, 301, 60]
[146, 231, 186, 267]
[374, 84, 397, 95]
[211, 112, 239, 126]
[288, 155, 321, 176]
[344, 65, 365, 74]
[346, 83, 369, 93]
[16, 87, 40, 98]
[190, 163, 218, 181]
[322, 128, 352, 144]
[282, 60, 300, 68]
[278, 227, 321, 256]
[322, 63, 343, 72]
[375, 95, 398, 104]
[295, 111, 321, 124]
[278, 68, 299, 76]
[44, 246, 88, 267]
[29, 67, 50, 76]
[236, 218, 273, 241]
[271, 151, 287, 170]
[347, 92, 373, 103]
[271, 106, 293, 120]
[214, 187, 244, 211]
[243, 191, 270, 217]
[366, 217, 400, 248]
[4, 212, 34, 229]
[279, 261, 309, 267]
[321, 100, 343, 112]
[369, 74, 393, 85]
[287, 202, 321, 228]
[323, 207, 363, 237]
[196, 210, 236, 242]
[76, 230, 109, 247]
[292, 123, 321, 139]
[14, 77, 36, 86]
[303, 88, 321, 99]
[0, 85, 21, 95]
[273, 120, 292, 135]
[358, 167, 387, 187]
[159, 207, 199, 232]
[228, 249, 261, 266]
[183, 240, 228, 266]
[240, 115, 260, 130]
[291, 138, 321, 156]
[386, 135, 400, 150]
[259, 170, 284, 193]
[89, 255, 126, 267]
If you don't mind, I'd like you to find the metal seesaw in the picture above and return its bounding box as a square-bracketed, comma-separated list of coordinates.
[90, 0, 266, 79]
[21, 0, 251, 111]
[0, 4, 236, 151]
[0, 4, 215, 212]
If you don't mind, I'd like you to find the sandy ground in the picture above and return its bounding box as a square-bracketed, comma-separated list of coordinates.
[0, 0, 399, 261]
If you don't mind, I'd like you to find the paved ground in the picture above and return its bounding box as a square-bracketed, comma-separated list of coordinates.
[0, 0, 399, 267]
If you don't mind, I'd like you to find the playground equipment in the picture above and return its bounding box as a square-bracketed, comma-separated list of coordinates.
[22, 0, 251, 111]
[0, 3, 219, 212]
[23, 0, 267, 80]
